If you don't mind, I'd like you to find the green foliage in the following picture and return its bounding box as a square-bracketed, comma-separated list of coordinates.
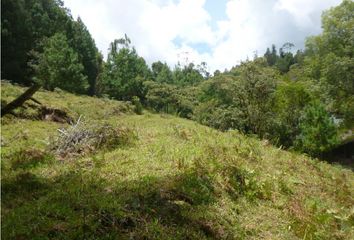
[102, 36, 150, 101]
[295, 101, 339, 156]
[1, 0, 100, 93]
[1, 83, 353, 239]
[173, 63, 205, 86]
[304, 0, 354, 125]
[132, 96, 143, 115]
[145, 81, 177, 113]
[151, 61, 174, 84]
[1, 0, 31, 83]
[144, 81, 197, 118]
[320, 53, 354, 125]
[194, 101, 245, 131]
[275, 52, 295, 73]
[197, 59, 278, 136]
[1, 0, 72, 84]
[69, 17, 100, 95]
[32, 33, 88, 94]
[272, 81, 312, 147]
[233, 59, 278, 137]
[9, 148, 54, 170]
[264, 44, 277, 66]
[1, 0, 352, 158]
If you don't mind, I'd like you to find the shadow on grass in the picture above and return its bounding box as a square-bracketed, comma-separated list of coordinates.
[1, 166, 228, 240]
[321, 140, 354, 170]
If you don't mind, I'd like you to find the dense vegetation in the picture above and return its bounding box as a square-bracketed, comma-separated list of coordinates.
[1, 82, 353, 239]
[2, 0, 353, 157]
[1, 1, 353, 238]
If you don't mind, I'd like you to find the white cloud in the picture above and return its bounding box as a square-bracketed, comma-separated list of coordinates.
[64, 0, 342, 72]
[274, 0, 341, 29]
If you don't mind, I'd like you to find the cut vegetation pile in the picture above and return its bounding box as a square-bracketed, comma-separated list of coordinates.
[1, 82, 354, 240]
[51, 117, 137, 158]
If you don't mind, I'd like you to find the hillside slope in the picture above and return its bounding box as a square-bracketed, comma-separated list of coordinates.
[1, 82, 353, 239]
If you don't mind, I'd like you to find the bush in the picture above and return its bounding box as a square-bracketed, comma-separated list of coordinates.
[132, 96, 143, 115]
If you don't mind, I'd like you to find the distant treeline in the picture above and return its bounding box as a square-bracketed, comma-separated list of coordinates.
[2, 0, 353, 156]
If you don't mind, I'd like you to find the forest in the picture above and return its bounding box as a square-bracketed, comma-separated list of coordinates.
[1, 0, 354, 239]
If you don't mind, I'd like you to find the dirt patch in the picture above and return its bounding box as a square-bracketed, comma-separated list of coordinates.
[41, 106, 73, 124]
[2, 100, 73, 124]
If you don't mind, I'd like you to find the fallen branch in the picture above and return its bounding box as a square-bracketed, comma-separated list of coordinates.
[1, 84, 41, 117]
[30, 97, 42, 105]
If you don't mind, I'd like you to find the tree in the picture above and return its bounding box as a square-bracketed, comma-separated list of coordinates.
[173, 63, 205, 86]
[1, 0, 72, 84]
[275, 43, 295, 73]
[144, 81, 178, 113]
[275, 52, 295, 73]
[151, 61, 174, 84]
[295, 101, 338, 156]
[32, 33, 88, 93]
[304, 0, 354, 126]
[235, 59, 278, 136]
[196, 62, 210, 79]
[69, 17, 100, 95]
[1, 0, 31, 83]
[102, 36, 150, 101]
[197, 59, 278, 135]
[195, 74, 246, 131]
[94, 52, 105, 96]
[264, 48, 272, 66]
[272, 81, 312, 147]
[271, 44, 278, 65]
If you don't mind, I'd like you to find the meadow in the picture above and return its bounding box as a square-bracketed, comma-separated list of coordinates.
[1, 81, 353, 239]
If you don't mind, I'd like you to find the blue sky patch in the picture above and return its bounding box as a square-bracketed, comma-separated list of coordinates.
[204, 0, 228, 30]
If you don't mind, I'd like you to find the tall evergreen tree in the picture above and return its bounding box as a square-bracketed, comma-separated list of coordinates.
[152, 61, 174, 83]
[1, 0, 73, 84]
[32, 33, 88, 93]
[102, 36, 150, 101]
[1, 0, 31, 83]
[69, 17, 99, 95]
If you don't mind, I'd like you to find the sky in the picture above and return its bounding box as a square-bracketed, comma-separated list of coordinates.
[63, 0, 342, 72]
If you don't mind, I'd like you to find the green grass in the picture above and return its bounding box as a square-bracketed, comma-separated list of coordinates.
[1, 81, 354, 239]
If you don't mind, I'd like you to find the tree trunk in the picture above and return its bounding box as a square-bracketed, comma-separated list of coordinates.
[1, 84, 41, 117]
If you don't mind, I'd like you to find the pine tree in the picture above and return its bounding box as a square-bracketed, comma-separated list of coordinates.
[69, 17, 99, 95]
[32, 33, 88, 94]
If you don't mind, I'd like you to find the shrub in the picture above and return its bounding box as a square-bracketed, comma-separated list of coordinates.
[132, 96, 143, 115]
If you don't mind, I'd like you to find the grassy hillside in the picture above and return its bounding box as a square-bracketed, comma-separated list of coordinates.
[1, 81, 353, 239]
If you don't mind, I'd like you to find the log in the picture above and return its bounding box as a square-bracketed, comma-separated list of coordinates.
[1, 84, 41, 117]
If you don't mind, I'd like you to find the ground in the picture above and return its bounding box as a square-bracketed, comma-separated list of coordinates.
[1, 81, 353, 239]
